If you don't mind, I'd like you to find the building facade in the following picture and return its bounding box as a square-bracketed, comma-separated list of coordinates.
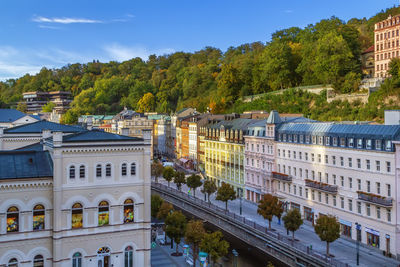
[0, 124, 151, 266]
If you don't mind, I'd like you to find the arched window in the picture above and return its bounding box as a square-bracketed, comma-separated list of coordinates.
[79, 165, 85, 178]
[130, 163, 136, 176]
[33, 255, 44, 267]
[98, 201, 109, 226]
[124, 246, 133, 267]
[96, 164, 102, 178]
[69, 166, 75, 179]
[72, 252, 82, 267]
[33, 204, 45, 231]
[121, 163, 127, 176]
[124, 199, 134, 223]
[7, 258, 18, 267]
[7, 206, 19, 232]
[71, 203, 83, 229]
[106, 164, 111, 177]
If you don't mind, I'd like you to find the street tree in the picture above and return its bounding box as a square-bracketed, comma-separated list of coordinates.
[257, 194, 279, 230]
[157, 202, 174, 243]
[151, 161, 164, 183]
[165, 211, 187, 255]
[200, 231, 229, 266]
[185, 220, 206, 267]
[202, 179, 217, 203]
[163, 166, 175, 187]
[174, 171, 186, 191]
[151, 194, 163, 218]
[215, 182, 236, 211]
[314, 215, 340, 257]
[186, 174, 202, 197]
[282, 208, 303, 244]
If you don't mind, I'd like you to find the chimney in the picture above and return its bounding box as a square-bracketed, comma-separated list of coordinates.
[53, 132, 63, 147]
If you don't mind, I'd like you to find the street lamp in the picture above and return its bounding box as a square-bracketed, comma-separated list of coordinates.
[232, 249, 238, 267]
[356, 222, 361, 265]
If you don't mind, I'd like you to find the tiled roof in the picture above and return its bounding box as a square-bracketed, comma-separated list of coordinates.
[362, 45, 374, 54]
[4, 121, 84, 134]
[266, 110, 282, 124]
[0, 151, 53, 179]
[277, 122, 400, 139]
[62, 130, 142, 142]
[0, 109, 27, 123]
[207, 118, 261, 130]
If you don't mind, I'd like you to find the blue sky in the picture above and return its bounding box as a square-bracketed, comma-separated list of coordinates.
[0, 0, 398, 80]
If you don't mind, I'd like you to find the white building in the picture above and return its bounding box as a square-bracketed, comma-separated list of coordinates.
[0, 109, 39, 129]
[188, 120, 198, 164]
[0, 122, 151, 266]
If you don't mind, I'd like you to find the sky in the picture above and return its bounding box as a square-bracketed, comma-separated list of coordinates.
[0, 0, 399, 80]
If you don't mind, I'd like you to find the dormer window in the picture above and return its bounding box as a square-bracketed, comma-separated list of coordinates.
[294, 135, 298, 142]
[340, 138, 345, 147]
[332, 137, 337, 146]
[386, 140, 392, 151]
[325, 136, 330, 146]
[357, 139, 363, 149]
[283, 134, 286, 142]
[305, 135, 310, 144]
[288, 135, 292, 142]
[348, 138, 354, 147]
[376, 140, 382, 150]
[299, 135, 304, 143]
[312, 136, 316, 144]
[366, 139, 372, 149]
[318, 136, 323, 145]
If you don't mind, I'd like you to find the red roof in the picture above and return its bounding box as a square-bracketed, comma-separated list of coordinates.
[362, 45, 374, 54]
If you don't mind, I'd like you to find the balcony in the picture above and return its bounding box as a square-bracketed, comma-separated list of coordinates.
[305, 179, 338, 194]
[272, 172, 292, 182]
[357, 191, 393, 207]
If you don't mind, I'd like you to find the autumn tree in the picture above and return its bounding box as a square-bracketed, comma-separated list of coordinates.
[151, 161, 164, 183]
[137, 92, 156, 112]
[151, 194, 163, 218]
[163, 166, 175, 187]
[173, 171, 186, 191]
[215, 182, 236, 211]
[200, 231, 229, 266]
[202, 179, 217, 203]
[165, 211, 187, 255]
[282, 208, 303, 244]
[314, 215, 340, 257]
[185, 220, 206, 267]
[257, 194, 280, 230]
[186, 174, 202, 197]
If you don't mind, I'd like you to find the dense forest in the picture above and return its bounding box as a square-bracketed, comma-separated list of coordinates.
[1, 6, 400, 124]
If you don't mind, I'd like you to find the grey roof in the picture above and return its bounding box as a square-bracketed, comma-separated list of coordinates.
[62, 130, 142, 143]
[0, 109, 28, 123]
[0, 151, 53, 179]
[4, 121, 84, 134]
[208, 118, 261, 131]
[277, 122, 400, 139]
[266, 110, 282, 124]
[15, 142, 44, 151]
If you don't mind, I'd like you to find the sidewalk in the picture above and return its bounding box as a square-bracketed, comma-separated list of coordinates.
[155, 177, 400, 267]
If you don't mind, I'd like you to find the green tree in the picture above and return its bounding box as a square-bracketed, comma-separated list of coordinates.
[16, 102, 27, 113]
[257, 194, 280, 230]
[151, 194, 163, 218]
[165, 211, 187, 255]
[157, 202, 174, 243]
[42, 101, 56, 112]
[282, 208, 303, 244]
[185, 220, 206, 267]
[173, 171, 186, 191]
[186, 174, 202, 197]
[314, 215, 340, 257]
[200, 231, 229, 266]
[201, 179, 217, 203]
[215, 182, 236, 211]
[137, 92, 156, 112]
[163, 166, 175, 187]
[151, 161, 164, 183]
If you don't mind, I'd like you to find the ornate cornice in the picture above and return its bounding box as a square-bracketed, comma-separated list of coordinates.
[0, 180, 53, 191]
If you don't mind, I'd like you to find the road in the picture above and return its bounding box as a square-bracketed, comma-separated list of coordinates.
[155, 176, 400, 267]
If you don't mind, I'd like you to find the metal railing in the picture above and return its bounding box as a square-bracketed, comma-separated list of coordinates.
[152, 182, 348, 267]
[358, 191, 393, 207]
[305, 179, 338, 194]
[272, 172, 293, 182]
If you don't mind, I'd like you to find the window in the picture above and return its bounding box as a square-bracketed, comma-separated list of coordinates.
[293, 185, 297, 195]
[387, 209, 392, 222]
[340, 197, 344, 209]
[106, 164, 112, 177]
[357, 201, 361, 214]
[333, 137, 338, 146]
[340, 157, 344, 166]
[69, 165, 76, 179]
[96, 164, 102, 178]
[312, 136, 316, 144]
[348, 199, 353, 211]
[386, 161, 391, 172]
[318, 136, 323, 144]
[79, 165, 85, 178]
[366, 139, 372, 149]
[124, 163, 136, 178]
[332, 156, 336, 165]
[376, 161, 380, 171]
[333, 196, 337, 206]
[349, 178, 352, 189]
[293, 151, 296, 159]
[122, 163, 127, 176]
[305, 153, 308, 161]
[366, 159, 370, 170]
[7, 206, 19, 232]
[98, 201, 109, 226]
[325, 136, 330, 145]
[357, 139, 363, 149]
[33, 255, 44, 267]
[72, 252, 82, 267]
[357, 179, 361, 190]
[124, 199, 134, 223]
[387, 184, 391, 197]
[299, 152, 302, 160]
[325, 193, 328, 204]
[333, 174, 336, 185]
[72, 203, 83, 229]
[125, 246, 133, 267]
[306, 189, 309, 199]
[318, 154, 321, 163]
[325, 155, 328, 164]
[377, 182, 381, 194]
[312, 190, 315, 200]
[33, 204, 45, 231]
[376, 140, 382, 150]
[357, 159, 361, 168]
[340, 176, 344, 187]
[366, 204, 371, 216]
[299, 186, 303, 197]
[348, 158, 352, 168]
[386, 140, 392, 151]
[377, 207, 381, 219]
[348, 138, 354, 147]
[367, 181, 371, 192]
[311, 153, 315, 162]
[7, 258, 18, 267]
[318, 192, 321, 202]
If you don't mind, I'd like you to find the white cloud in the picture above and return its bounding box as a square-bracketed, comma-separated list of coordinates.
[103, 44, 175, 61]
[32, 16, 102, 24]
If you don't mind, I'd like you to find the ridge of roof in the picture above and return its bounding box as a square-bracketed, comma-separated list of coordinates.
[62, 130, 143, 143]
[4, 120, 84, 134]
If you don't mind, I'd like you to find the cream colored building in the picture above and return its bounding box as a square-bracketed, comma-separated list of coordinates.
[0, 122, 151, 267]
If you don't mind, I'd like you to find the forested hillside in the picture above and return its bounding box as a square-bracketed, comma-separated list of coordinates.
[1, 6, 400, 123]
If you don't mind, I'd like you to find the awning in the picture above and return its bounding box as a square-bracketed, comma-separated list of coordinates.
[339, 219, 352, 227]
[179, 158, 189, 163]
[365, 227, 380, 236]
